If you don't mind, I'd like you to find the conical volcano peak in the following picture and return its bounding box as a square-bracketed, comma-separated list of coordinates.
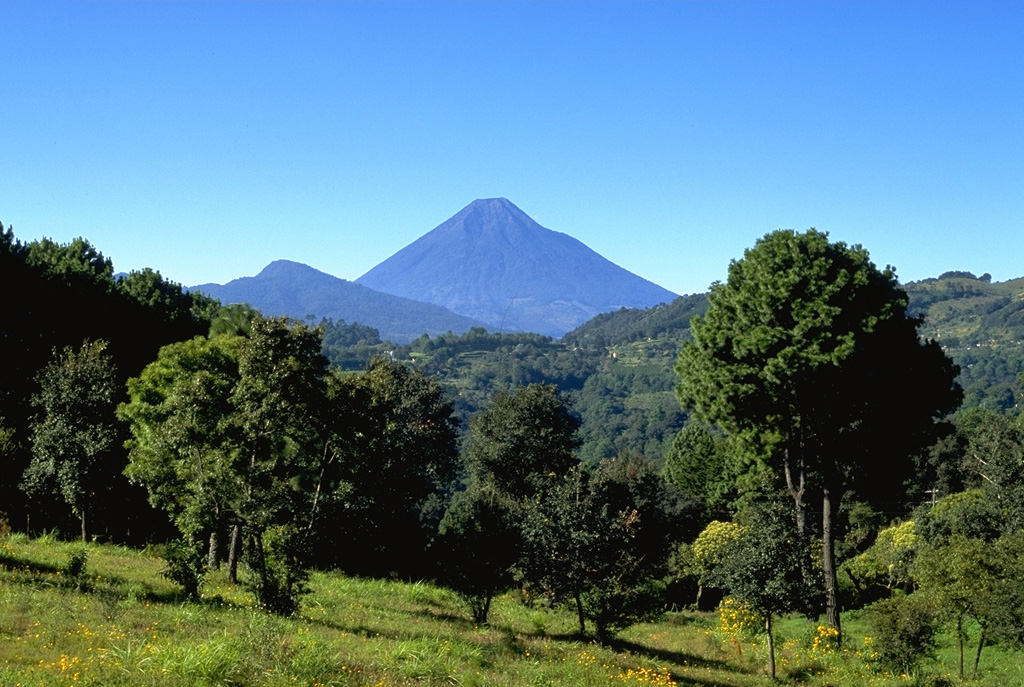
[356, 199, 678, 337]
[448, 198, 537, 238]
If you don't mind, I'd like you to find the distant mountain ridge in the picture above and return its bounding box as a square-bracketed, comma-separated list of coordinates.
[192, 260, 489, 343]
[356, 198, 678, 337]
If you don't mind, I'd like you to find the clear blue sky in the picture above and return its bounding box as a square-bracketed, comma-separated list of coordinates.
[2, 1, 1021, 296]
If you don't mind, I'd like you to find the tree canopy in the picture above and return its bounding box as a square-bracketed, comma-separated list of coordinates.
[675, 229, 961, 632]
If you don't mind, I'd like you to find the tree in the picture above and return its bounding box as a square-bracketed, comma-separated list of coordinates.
[688, 520, 745, 610]
[320, 357, 460, 577]
[676, 229, 961, 634]
[955, 408, 1024, 526]
[23, 341, 119, 542]
[518, 456, 676, 639]
[465, 383, 581, 501]
[661, 422, 731, 518]
[841, 520, 918, 605]
[708, 499, 809, 680]
[913, 489, 1024, 678]
[119, 334, 244, 574]
[231, 316, 329, 613]
[436, 483, 522, 623]
[445, 383, 584, 625]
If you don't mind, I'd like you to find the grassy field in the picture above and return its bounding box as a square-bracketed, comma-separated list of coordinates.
[2, 534, 1021, 687]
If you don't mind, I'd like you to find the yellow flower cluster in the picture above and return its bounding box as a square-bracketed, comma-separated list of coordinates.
[811, 624, 840, 653]
[37, 653, 85, 685]
[613, 666, 678, 686]
[718, 597, 762, 636]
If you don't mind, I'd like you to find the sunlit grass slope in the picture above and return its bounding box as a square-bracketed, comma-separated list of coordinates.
[2, 535, 1022, 686]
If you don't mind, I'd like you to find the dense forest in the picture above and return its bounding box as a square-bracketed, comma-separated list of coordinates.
[3, 223, 1024, 679]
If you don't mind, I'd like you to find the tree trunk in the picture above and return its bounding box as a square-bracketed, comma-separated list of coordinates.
[822, 486, 841, 642]
[80, 509, 87, 543]
[227, 523, 241, 584]
[695, 584, 703, 610]
[765, 613, 776, 680]
[574, 592, 586, 636]
[208, 529, 220, 571]
[783, 435, 815, 620]
[973, 623, 986, 678]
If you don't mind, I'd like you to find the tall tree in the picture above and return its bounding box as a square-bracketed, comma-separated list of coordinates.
[321, 357, 460, 577]
[23, 341, 119, 542]
[119, 334, 244, 569]
[231, 316, 329, 613]
[676, 229, 961, 633]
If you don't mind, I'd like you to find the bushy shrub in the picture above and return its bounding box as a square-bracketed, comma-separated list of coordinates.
[163, 538, 205, 600]
[867, 595, 938, 676]
[250, 525, 310, 616]
[63, 547, 88, 580]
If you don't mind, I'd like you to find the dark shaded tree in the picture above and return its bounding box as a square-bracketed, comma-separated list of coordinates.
[1, 227, 214, 539]
[676, 229, 961, 634]
[436, 483, 522, 623]
[231, 316, 328, 613]
[22, 341, 119, 542]
[465, 383, 581, 500]
[320, 357, 460, 577]
[519, 456, 677, 639]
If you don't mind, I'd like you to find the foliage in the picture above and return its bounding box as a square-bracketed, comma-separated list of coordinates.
[436, 484, 521, 623]
[23, 341, 120, 542]
[691, 520, 744, 585]
[248, 524, 311, 616]
[842, 520, 919, 604]
[466, 383, 582, 500]
[913, 489, 1024, 678]
[62, 547, 89, 581]
[119, 334, 244, 540]
[661, 423, 732, 517]
[519, 456, 677, 639]
[1, 226, 214, 541]
[230, 316, 328, 613]
[917, 488, 1003, 546]
[706, 499, 810, 678]
[676, 228, 961, 631]
[162, 538, 206, 600]
[321, 357, 460, 577]
[867, 595, 939, 676]
[954, 409, 1024, 523]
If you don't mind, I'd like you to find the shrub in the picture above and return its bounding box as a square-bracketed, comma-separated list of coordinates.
[163, 537, 206, 600]
[867, 595, 938, 676]
[63, 547, 88, 579]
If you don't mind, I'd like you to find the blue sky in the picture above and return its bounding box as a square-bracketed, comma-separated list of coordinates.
[2, 1, 1021, 296]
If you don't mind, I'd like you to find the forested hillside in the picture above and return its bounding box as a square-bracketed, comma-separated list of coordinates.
[905, 272, 1024, 410]
[316, 274, 1023, 466]
[1, 224, 218, 540]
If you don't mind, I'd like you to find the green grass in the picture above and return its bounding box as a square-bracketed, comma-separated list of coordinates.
[2, 535, 1022, 686]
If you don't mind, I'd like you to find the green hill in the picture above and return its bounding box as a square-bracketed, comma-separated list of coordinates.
[318, 274, 1024, 467]
[905, 273, 1024, 410]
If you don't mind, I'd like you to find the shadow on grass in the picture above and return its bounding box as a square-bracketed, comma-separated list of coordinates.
[603, 636, 737, 673]
[0, 551, 60, 575]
